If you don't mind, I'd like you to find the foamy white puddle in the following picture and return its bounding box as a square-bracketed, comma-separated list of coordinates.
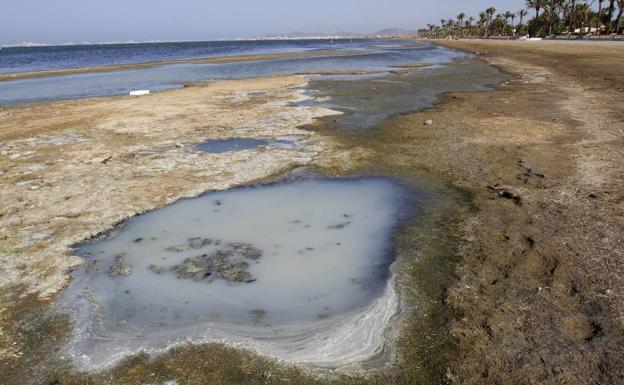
[61, 178, 407, 371]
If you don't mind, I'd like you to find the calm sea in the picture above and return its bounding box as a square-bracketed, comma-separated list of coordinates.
[0, 39, 472, 105]
[0, 39, 372, 74]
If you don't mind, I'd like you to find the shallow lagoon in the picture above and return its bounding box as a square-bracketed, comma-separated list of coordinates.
[61, 177, 410, 370]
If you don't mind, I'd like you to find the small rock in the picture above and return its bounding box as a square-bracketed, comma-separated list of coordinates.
[148, 264, 168, 275]
[188, 237, 212, 249]
[108, 254, 131, 276]
[155, 241, 264, 284]
[85, 260, 99, 273]
[101, 156, 113, 164]
[166, 245, 189, 252]
[230, 242, 263, 260]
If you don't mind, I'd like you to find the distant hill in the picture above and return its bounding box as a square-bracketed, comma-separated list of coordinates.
[260, 31, 366, 39]
[258, 28, 418, 40]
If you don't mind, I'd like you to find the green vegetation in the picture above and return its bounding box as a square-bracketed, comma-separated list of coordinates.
[420, 0, 624, 38]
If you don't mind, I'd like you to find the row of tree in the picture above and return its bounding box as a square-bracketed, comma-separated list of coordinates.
[420, 0, 624, 38]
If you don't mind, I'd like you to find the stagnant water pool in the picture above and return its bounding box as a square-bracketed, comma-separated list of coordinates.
[194, 135, 304, 153]
[60, 177, 410, 371]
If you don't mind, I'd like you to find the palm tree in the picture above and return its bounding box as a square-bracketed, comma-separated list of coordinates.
[568, 0, 577, 32]
[607, 0, 616, 32]
[485, 7, 497, 36]
[456, 12, 465, 36]
[427, 23, 434, 37]
[486, 7, 497, 20]
[576, 3, 591, 33]
[526, 0, 545, 18]
[479, 12, 488, 36]
[457, 12, 465, 26]
[519, 9, 528, 25]
[589, 0, 605, 34]
[543, 0, 564, 35]
[507, 11, 516, 26]
[614, 0, 624, 33]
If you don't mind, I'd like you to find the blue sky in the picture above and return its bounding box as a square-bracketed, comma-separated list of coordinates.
[1, 0, 526, 45]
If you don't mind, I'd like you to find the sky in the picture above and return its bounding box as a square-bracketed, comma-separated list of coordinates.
[1, 0, 527, 45]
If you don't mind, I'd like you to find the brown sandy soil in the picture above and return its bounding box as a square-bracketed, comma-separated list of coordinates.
[392, 40, 624, 384]
[0, 49, 370, 82]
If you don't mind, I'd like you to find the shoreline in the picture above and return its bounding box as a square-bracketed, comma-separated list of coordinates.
[1, 40, 623, 384]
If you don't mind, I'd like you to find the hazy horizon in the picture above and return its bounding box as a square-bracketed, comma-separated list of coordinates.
[1, 0, 525, 46]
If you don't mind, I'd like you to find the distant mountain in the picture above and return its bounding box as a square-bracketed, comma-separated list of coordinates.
[256, 28, 418, 40]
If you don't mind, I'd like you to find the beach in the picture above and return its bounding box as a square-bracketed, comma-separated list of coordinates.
[1, 40, 623, 384]
[423, 39, 624, 384]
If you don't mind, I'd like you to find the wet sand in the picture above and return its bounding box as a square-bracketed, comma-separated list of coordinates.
[1, 40, 623, 385]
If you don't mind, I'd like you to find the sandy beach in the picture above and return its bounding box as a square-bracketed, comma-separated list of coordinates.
[1, 40, 623, 385]
[423, 39, 624, 384]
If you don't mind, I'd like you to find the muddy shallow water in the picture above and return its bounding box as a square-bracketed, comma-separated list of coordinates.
[303, 58, 507, 129]
[194, 136, 303, 153]
[60, 177, 410, 371]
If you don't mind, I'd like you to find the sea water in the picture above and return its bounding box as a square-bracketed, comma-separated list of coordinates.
[0, 41, 463, 105]
[60, 177, 409, 371]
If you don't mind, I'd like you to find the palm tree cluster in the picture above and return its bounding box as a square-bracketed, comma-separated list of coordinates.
[420, 0, 624, 38]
